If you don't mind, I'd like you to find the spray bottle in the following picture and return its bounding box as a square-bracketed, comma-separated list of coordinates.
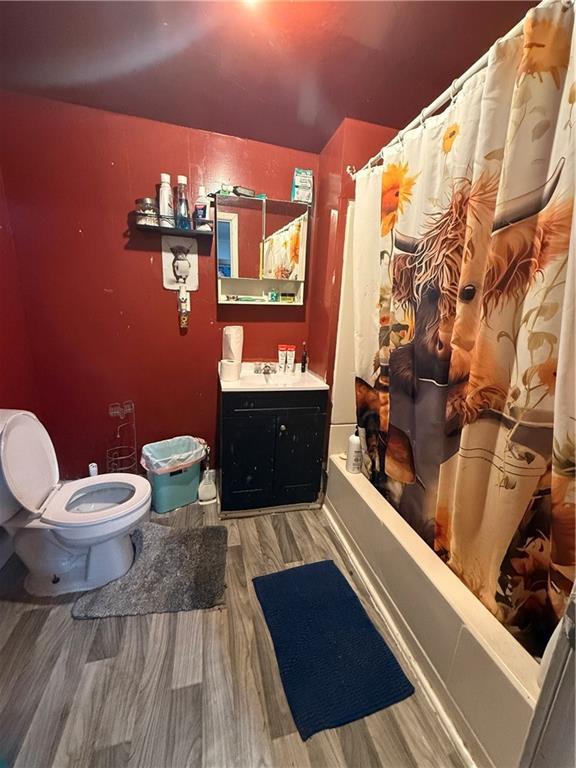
[198, 447, 217, 503]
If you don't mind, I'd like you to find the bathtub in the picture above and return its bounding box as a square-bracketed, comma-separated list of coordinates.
[324, 454, 541, 768]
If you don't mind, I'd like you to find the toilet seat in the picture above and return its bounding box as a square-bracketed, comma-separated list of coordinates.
[0, 412, 150, 528]
[42, 474, 151, 527]
[0, 411, 59, 515]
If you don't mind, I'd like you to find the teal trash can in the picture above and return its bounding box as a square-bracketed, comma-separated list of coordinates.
[141, 436, 206, 514]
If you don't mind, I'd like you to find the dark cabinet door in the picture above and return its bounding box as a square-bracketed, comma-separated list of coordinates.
[272, 411, 325, 505]
[221, 413, 277, 510]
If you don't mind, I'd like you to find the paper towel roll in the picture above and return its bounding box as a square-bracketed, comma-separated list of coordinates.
[220, 359, 242, 381]
[222, 325, 243, 362]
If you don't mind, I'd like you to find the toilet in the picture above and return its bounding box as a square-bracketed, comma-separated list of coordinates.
[0, 409, 151, 596]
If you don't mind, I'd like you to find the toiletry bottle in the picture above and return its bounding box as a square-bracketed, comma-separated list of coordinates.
[159, 173, 174, 228]
[193, 185, 210, 229]
[198, 468, 217, 503]
[301, 341, 308, 373]
[346, 428, 363, 474]
[198, 448, 217, 502]
[175, 175, 191, 230]
[286, 344, 296, 373]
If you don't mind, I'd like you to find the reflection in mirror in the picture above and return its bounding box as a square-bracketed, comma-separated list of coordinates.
[216, 212, 239, 277]
[216, 197, 263, 280]
[260, 210, 308, 281]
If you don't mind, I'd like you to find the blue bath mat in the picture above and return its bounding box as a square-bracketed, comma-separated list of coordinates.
[253, 559, 414, 739]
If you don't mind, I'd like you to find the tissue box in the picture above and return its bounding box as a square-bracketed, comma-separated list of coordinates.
[291, 168, 313, 204]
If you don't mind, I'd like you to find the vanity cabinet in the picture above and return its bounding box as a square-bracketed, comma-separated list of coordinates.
[219, 389, 328, 514]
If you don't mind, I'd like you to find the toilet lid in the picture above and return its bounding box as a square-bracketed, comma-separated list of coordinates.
[0, 412, 59, 514]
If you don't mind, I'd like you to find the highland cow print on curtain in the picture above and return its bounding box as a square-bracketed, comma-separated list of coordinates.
[353, 0, 575, 656]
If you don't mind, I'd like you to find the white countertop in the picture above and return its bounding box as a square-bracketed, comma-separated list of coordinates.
[219, 362, 329, 392]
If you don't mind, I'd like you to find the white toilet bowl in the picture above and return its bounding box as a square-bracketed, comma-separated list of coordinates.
[0, 409, 151, 596]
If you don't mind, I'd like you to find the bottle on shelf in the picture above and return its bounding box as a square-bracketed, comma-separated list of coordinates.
[301, 341, 308, 373]
[193, 185, 211, 230]
[158, 173, 174, 228]
[175, 175, 191, 230]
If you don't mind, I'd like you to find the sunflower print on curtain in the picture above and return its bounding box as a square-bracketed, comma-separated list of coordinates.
[353, 0, 575, 656]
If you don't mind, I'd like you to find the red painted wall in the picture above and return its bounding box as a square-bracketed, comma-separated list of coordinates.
[0, 90, 318, 477]
[307, 123, 345, 381]
[0, 163, 38, 410]
[308, 118, 397, 389]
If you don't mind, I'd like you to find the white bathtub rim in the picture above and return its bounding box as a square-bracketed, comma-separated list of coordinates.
[326, 455, 540, 703]
[323, 497, 481, 768]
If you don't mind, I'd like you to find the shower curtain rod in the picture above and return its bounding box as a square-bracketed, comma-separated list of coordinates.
[350, 0, 563, 179]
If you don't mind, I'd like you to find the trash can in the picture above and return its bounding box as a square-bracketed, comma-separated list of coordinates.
[141, 436, 206, 514]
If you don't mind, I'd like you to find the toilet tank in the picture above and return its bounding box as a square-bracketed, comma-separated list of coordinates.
[0, 409, 30, 524]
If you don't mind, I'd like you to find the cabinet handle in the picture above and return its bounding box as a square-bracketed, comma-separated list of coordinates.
[279, 424, 287, 433]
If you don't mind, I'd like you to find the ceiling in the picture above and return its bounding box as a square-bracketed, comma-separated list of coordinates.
[0, 1, 536, 153]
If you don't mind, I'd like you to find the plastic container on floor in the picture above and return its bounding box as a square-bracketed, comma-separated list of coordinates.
[140, 436, 206, 514]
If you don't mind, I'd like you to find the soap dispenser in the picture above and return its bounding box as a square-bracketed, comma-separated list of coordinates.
[301, 341, 308, 372]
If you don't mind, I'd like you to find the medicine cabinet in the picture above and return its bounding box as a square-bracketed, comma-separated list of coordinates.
[215, 195, 310, 306]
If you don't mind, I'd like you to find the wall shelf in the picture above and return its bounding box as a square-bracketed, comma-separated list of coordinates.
[214, 195, 310, 217]
[135, 221, 213, 239]
[218, 276, 304, 305]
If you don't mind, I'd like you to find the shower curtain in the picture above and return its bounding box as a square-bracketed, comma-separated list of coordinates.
[260, 211, 308, 280]
[353, 0, 575, 656]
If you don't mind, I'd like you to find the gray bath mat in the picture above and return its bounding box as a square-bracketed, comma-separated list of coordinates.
[72, 522, 228, 619]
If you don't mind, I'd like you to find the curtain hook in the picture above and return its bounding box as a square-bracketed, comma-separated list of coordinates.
[370, 148, 384, 172]
[419, 110, 426, 130]
[346, 164, 356, 179]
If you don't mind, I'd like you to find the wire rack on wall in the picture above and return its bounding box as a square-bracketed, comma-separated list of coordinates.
[106, 400, 138, 473]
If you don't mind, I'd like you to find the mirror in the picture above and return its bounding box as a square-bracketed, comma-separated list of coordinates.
[215, 195, 309, 286]
[216, 196, 263, 279]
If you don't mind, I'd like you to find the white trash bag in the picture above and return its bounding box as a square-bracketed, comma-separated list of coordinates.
[140, 436, 206, 476]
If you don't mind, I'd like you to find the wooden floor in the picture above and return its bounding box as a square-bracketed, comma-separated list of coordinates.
[0, 504, 468, 768]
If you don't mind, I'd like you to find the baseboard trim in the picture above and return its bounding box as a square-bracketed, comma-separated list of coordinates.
[219, 501, 322, 519]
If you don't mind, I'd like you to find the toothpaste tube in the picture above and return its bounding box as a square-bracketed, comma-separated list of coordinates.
[278, 344, 287, 372]
[286, 344, 296, 373]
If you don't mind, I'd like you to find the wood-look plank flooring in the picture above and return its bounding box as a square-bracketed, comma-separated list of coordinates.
[0, 505, 468, 768]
